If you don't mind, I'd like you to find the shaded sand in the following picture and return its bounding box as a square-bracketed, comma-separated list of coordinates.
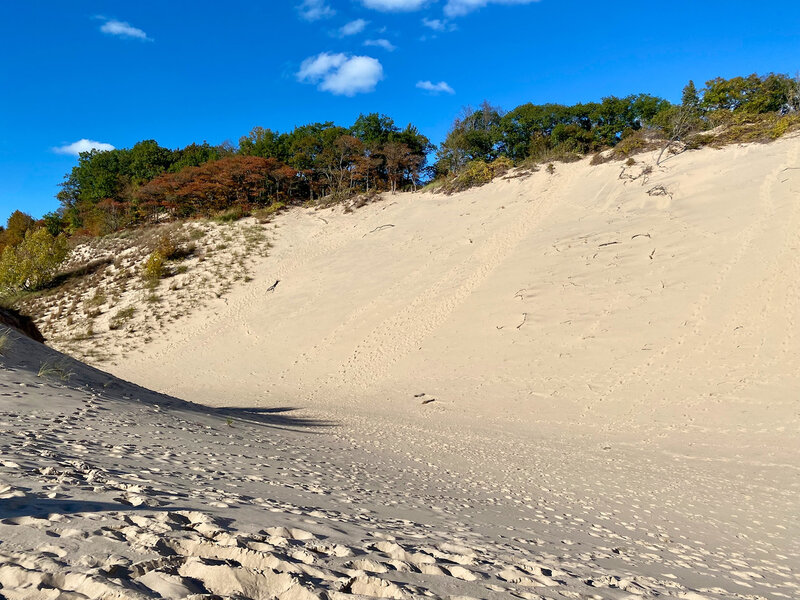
[2, 137, 800, 598]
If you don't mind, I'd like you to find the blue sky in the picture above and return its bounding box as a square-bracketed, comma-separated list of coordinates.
[2, 0, 799, 224]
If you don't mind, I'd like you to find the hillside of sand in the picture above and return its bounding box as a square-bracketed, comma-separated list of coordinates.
[2, 137, 799, 599]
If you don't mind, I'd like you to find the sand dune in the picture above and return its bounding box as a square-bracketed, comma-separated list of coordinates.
[120, 136, 799, 454]
[2, 138, 799, 599]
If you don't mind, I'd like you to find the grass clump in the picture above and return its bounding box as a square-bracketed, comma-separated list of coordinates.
[188, 227, 206, 241]
[109, 306, 136, 330]
[85, 290, 107, 308]
[38, 359, 74, 381]
[213, 206, 247, 223]
[0, 329, 11, 356]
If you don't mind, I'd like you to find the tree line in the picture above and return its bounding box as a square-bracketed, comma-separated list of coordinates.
[51, 114, 432, 236]
[2, 71, 799, 252]
[435, 72, 800, 174]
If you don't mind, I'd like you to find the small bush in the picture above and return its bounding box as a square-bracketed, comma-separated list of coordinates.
[459, 160, 493, 186]
[526, 146, 583, 166]
[141, 251, 166, 285]
[155, 233, 178, 260]
[438, 160, 493, 194]
[253, 203, 286, 223]
[0, 229, 70, 296]
[614, 129, 660, 157]
[707, 112, 800, 145]
[490, 156, 514, 177]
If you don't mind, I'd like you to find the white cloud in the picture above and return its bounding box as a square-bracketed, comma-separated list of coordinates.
[297, 53, 384, 96]
[53, 139, 115, 156]
[360, 0, 428, 12]
[417, 80, 455, 94]
[444, 0, 539, 17]
[339, 19, 368, 36]
[297, 0, 335, 21]
[99, 19, 150, 41]
[360, 0, 535, 15]
[298, 53, 347, 80]
[364, 38, 396, 51]
[422, 17, 451, 31]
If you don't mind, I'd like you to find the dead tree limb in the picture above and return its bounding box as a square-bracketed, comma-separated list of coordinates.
[363, 224, 395, 237]
[657, 106, 696, 165]
[647, 185, 673, 199]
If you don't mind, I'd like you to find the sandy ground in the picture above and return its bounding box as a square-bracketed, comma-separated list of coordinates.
[2, 137, 799, 599]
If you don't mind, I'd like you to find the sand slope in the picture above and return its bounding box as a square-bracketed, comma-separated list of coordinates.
[3, 329, 768, 600]
[119, 137, 799, 452]
[2, 138, 799, 599]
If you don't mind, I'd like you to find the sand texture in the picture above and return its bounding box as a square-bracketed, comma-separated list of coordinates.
[2, 138, 800, 599]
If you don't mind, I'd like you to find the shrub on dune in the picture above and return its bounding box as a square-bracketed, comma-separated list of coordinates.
[0, 228, 70, 295]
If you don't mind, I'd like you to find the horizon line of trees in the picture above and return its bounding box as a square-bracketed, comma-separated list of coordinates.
[51, 114, 432, 237]
[435, 72, 800, 173]
[2, 71, 799, 246]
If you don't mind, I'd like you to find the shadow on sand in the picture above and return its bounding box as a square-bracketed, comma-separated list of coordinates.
[100, 379, 336, 432]
[4, 330, 335, 433]
[210, 405, 334, 431]
[0, 496, 173, 520]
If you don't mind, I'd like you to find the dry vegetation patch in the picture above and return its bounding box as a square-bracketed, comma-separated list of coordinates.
[10, 218, 272, 366]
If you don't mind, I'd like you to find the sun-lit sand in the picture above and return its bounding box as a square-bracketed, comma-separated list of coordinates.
[2, 137, 799, 599]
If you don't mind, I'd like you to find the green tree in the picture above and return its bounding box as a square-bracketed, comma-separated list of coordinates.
[350, 113, 399, 147]
[168, 142, 223, 172]
[702, 73, 797, 114]
[238, 128, 289, 161]
[41, 212, 65, 237]
[1, 210, 36, 249]
[682, 80, 701, 112]
[436, 102, 502, 174]
[126, 140, 174, 184]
